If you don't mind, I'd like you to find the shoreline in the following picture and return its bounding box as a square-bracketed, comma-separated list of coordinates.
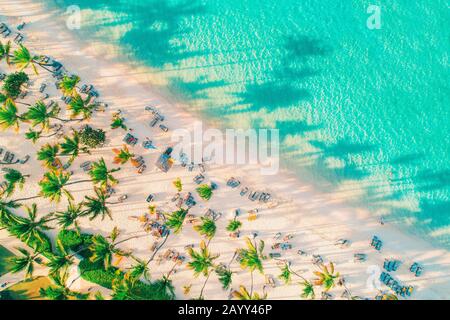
[1, 0, 450, 299]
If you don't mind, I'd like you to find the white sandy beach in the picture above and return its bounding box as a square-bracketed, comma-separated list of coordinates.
[1, 0, 450, 300]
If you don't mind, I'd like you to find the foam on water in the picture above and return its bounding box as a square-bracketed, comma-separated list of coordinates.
[50, 0, 450, 248]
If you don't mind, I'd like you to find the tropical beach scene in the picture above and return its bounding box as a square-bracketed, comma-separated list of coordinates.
[0, 0, 449, 302]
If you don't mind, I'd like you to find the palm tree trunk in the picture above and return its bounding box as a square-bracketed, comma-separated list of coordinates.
[114, 233, 149, 246]
[36, 62, 55, 73]
[250, 270, 254, 297]
[146, 233, 170, 265]
[66, 179, 92, 186]
[166, 261, 178, 280]
[12, 195, 40, 202]
[0, 162, 20, 165]
[50, 116, 83, 123]
[199, 272, 212, 299]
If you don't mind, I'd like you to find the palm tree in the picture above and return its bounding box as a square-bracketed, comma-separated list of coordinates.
[313, 262, 340, 292]
[187, 240, 219, 299]
[21, 101, 60, 130]
[46, 239, 74, 277]
[300, 279, 315, 299]
[38, 170, 90, 203]
[128, 258, 151, 284]
[237, 237, 266, 296]
[1, 168, 29, 197]
[172, 177, 182, 192]
[194, 217, 216, 242]
[196, 184, 213, 201]
[111, 115, 127, 130]
[89, 228, 133, 270]
[0, 197, 21, 226]
[111, 272, 138, 300]
[54, 200, 84, 231]
[39, 273, 88, 300]
[232, 285, 267, 300]
[112, 145, 134, 165]
[11, 45, 40, 75]
[164, 208, 188, 234]
[60, 131, 89, 163]
[67, 94, 96, 120]
[37, 143, 61, 168]
[0, 40, 11, 65]
[25, 128, 58, 143]
[9, 204, 52, 245]
[89, 158, 120, 190]
[0, 99, 24, 132]
[278, 263, 292, 284]
[215, 264, 234, 290]
[58, 75, 80, 97]
[9, 247, 42, 279]
[82, 187, 115, 221]
[226, 218, 242, 233]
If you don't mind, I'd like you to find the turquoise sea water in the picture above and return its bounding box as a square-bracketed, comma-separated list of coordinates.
[50, 0, 450, 247]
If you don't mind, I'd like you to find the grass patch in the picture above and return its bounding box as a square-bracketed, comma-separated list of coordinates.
[1, 276, 52, 300]
[58, 230, 174, 300]
[0, 245, 15, 276]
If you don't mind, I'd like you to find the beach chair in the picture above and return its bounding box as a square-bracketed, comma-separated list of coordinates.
[247, 210, 257, 221]
[14, 33, 24, 44]
[227, 177, 241, 188]
[248, 191, 260, 201]
[265, 275, 276, 288]
[146, 194, 155, 203]
[269, 252, 281, 259]
[39, 83, 47, 93]
[159, 124, 169, 132]
[280, 243, 292, 250]
[193, 174, 205, 184]
[354, 253, 367, 262]
[19, 155, 30, 164]
[240, 187, 249, 196]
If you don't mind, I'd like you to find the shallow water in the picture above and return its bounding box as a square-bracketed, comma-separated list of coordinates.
[49, 0, 450, 248]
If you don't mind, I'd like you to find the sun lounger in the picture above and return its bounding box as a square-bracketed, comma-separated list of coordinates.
[137, 164, 147, 174]
[159, 124, 169, 132]
[14, 33, 24, 44]
[265, 275, 276, 288]
[297, 249, 307, 256]
[149, 117, 160, 127]
[123, 133, 138, 146]
[146, 194, 155, 203]
[312, 254, 323, 265]
[269, 252, 281, 259]
[247, 211, 257, 221]
[1, 29, 11, 38]
[280, 243, 292, 250]
[193, 173, 205, 184]
[354, 253, 367, 262]
[19, 155, 30, 164]
[227, 177, 241, 188]
[39, 83, 47, 93]
[335, 238, 350, 248]
[3, 151, 15, 163]
[248, 191, 260, 201]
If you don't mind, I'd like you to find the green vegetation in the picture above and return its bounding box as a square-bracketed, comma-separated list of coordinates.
[196, 184, 213, 201]
[0, 245, 15, 275]
[59, 230, 174, 300]
[172, 177, 182, 192]
[0, 276, 52, 300]
[2, 71, 29, 98]
[79, 125, 106, 149]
